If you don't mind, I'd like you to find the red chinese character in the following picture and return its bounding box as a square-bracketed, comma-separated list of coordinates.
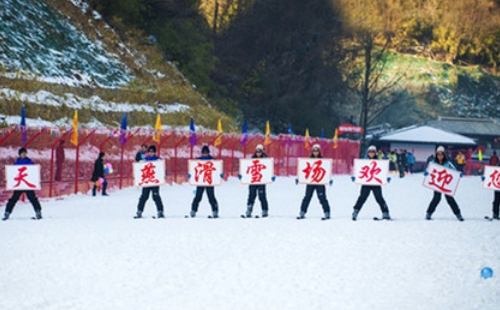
[13, 166, 36, 189]
[246, 159, 267, 183]
[428, 168, 454, 193]
[303, 160, 326, 183]
[487, 170, 500, 189]
[358, 161, 382, 184]
[195, 161, 216, 185]
[138, 162, 159, 186]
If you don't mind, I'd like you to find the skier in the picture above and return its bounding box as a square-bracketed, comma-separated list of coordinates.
[2, 148, 42, 220]
[90, 151, 108, 196]
[241, 144, 270, 218]
[297, 144, 332, 219]
[482, 160, 499, 220]
[188, 145, 220, 218]
[424, 146, 464, 221]
[135, 144, 148, 162]
[351, 145, 391, 221]
[134, 145, 165, 219]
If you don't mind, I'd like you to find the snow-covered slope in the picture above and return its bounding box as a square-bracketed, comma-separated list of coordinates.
[0, 175, 498, 310]
[0, 0, 131, 87]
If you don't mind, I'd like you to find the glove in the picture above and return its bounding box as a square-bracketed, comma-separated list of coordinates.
[271, 176, 276, 182]
[423, 171, 429, 176]
[387, 177, 391, 183]
[220, 173, 225, 178]
[295, 178, 299, 185]
[481, 176, 486, 181]
[329, 179, 333, 186]
[237, 174, 242, 180]
[460, 172, 464, 178]
[187, 173, 191, 179]
[350, 176, 355, 182]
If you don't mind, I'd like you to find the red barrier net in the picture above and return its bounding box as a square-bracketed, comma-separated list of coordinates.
[0, 126, 359, 203]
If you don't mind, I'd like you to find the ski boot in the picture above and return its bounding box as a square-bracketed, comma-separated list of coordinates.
[157, 211, 164, 219]
[262, 210, 269, 218]
[35, 211, 42, 220]
[456, 214, 464, 222]
[189, 210, 196, 218]
[382, 212, 391, 220]
[323, 212, 330, 220]
[134, 211, 142, 219]
[352, 210, 359, 221]
[2, 212, 10, 221]
[425, 213, 432, 220]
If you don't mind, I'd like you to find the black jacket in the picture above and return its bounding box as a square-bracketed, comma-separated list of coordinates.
[91, 158, 104, 182]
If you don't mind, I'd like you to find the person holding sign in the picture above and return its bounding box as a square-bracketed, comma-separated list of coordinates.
[297, 144, 332, 220]
[351, 145, 391, 221]
[241, 144, 270, 218]
[424, 146, 464, 221]
[189, 145, 220, 218]
[90, 152, 108, 196]
[2, 148, 42, 221]
[481, 162, 500, 220]
[134, 145, 165, 219]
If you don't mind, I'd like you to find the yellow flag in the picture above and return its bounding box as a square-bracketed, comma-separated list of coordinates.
[304, 128, 310, 149]
[214, 119, 223, 147]
[478, 149, 483, 161]
[333, 128, 338, 149]
[264, 121, 271, 145]
[70, 111, 78, 146]
[153, 114, 162, 142]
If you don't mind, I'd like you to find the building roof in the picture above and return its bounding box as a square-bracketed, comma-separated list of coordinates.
[378, 125, 476, 145]
[426, 117, 500, 136]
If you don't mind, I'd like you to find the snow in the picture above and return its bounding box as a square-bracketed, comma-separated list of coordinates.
[1, 175, 499, 310]
[379, 125, 476, 145]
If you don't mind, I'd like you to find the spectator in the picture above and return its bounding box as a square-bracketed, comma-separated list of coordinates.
[490, 151, 499, 166]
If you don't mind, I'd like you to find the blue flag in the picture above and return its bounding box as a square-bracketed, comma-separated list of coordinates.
[240, 120, 248, 145]
[288, 124, 293, 135]
[321, 128, 324, 139]
[189, 117, 196, 146]
[21, 105, 27, 144]
[120, 112, 127, 145]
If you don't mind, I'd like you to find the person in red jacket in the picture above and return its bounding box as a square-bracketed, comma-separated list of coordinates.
[489, 151, 499, 166]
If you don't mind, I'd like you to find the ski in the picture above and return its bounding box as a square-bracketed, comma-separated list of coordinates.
[373, 217, 392, 221]
[484, 216, 498, 221]
[208, 215, 219, 219]
[321, 217, 330, 221]
[296, 216, 305, 220]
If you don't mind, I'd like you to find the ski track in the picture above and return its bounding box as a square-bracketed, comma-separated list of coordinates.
[1, 175, 499, 310]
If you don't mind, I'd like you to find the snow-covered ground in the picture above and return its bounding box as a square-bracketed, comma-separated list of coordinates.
[1, 174, 499, 310]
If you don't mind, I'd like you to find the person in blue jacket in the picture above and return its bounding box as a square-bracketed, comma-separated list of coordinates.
[189, 145, 219, 218]
[351, 145, 391, 221]
[2, 148, 42, 220]
[425, 146, 464, 221]
[134, 145, 165, 219]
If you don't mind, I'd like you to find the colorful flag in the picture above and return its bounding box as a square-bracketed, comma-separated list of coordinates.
[20, 105, 27, 145]
[287, 124, 293, 135]
[240, 120, 248, 146]
[264, 121, 271, 145]
[70, 111, 78, 146]
[119, 112, 127, 145]
[153, 114, 162, 142]
[478, 149, 483, 161]
[214, 119, 222, 147]
[333, 128, 338, 149]
[189, 117, 197, 146]
[304, 128, 310, 149]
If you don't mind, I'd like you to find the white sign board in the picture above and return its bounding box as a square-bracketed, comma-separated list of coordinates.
[188, 160, 223, 186]
[297, 158, 332, 185]
[423, 162, 461, 196]
[482, 165, 500, 191]
[133, 160, 166, 188]
[6, 165, 41, 190]
[353, 159, 389, 186]
[239, 158, 274, 185]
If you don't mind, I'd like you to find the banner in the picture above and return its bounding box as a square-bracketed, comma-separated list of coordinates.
[6, 165, 41, 190]
[188, 160, 223, 186]
[239, 158, 274, 185]
[133, 160, 166, 188]
[482, 165, 500, 190]
[353, 159, 389, 186]
[297, 158, 332, 185]
[423, 163, 461, 196]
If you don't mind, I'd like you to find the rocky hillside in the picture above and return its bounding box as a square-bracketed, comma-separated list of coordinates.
[0, 0, 236, 131]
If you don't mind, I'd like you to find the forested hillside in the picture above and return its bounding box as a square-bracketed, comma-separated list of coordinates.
[2, 0, 500, 137]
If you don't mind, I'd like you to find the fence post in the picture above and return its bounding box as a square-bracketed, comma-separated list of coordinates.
[174, 136, 187, 183]
[49, 129, 73, 197]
